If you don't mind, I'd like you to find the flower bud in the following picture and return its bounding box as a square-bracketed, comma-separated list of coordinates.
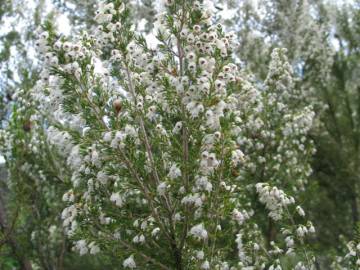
[113, 99, 122, 114]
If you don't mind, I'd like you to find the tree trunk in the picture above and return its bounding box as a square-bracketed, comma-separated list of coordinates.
[171, 241, 183, 270]
[351, 189, 359, 227]
[0, 192, 33, 270]
[267, 218, 277, 246]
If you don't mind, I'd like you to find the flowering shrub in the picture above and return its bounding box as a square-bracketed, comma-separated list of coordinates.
[0, 87, 71, 268]
[331, 231, 360, 269]
[0, 0, 322, 269]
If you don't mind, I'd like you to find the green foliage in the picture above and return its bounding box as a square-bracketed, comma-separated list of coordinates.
[0, 0, 360, 269]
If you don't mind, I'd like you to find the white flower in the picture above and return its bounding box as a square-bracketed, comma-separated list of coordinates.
[123, 255, 136, 269]
[296, 206, 305, 217]
[89, 242, 100, 255]
[256, 183, 294, 220]
[232, 209, 250, 225]
[99, 213, 111, 225]
[97, 171, 109, 185]
[201, 260, 210, 269]
[168, 164, 181, 180]
[110, 192, 124, 207]
[195, 176, 212, 192]
[235, 233, 246, 261]
[181, 193, 202, 207]
[124, 125, 137, 137]
[157, 182, 167, 196]
[231, 149, 245, 166]
[308, 223, 316, 233]
[103, 131, 112, 142]
[75, 240, 88, 256]
[196, 250, 205, 260]
[62, 190, 74, 202]
[172, 121, 183, 134]
[151, 227, 160, 237]
[189, 223, 208, 240]
[296, 226, 307, 238]
[285, 236, 294, 248]
[95, 13, 113, 24]
[133, 234, 145, 244]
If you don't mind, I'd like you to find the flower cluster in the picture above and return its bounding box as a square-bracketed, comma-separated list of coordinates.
[0, 86, 72, 267]
[73, 239, 100, 256]
[239, 48, 315, 196]
[256, 183, 295, 221]
[332, 239, 360, 269]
